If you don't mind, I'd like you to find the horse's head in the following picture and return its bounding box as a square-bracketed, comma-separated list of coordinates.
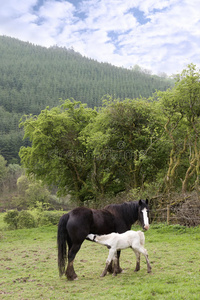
[138, 199, 150, 231]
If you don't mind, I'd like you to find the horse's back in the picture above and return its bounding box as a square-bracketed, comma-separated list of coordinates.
[90, 208, 116, 234]
[117, 230, 141, 249]
[66, 207, 93, 241]
[62, 206, 116, 239]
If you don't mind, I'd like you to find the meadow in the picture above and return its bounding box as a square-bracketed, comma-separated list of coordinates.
[0, 213, 200, 300]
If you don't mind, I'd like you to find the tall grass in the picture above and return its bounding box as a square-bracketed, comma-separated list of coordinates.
[0, 213, 200, 299]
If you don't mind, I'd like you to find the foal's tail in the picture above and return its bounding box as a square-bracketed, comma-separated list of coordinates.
[57, 213, 70, 277]
[138, 231, 145, 246]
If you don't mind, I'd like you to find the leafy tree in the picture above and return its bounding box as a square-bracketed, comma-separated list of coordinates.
[18, 98, 168, 203]
[14, 175, 50, 209]
[18, 64, 200, 204]
[156, 64, 200, 192]
[25, 181, 51, 208]
[19, 100, 97, 202]
[81, 97, 166, 195]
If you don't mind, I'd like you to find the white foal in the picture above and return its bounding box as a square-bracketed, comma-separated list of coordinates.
[87, 230, 151, 277]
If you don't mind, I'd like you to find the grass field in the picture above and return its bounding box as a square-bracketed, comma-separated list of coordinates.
[0, 213, 200, 300]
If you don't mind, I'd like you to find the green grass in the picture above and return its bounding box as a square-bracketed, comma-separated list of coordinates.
[0, 213, 200, 299]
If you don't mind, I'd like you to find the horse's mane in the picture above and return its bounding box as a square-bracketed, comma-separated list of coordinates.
[105, 201, 139, 224]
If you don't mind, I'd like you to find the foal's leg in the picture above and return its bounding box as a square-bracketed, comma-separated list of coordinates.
[101, 248, 115, 277]
[134, 247, 152, 273]
[142, 248, 152, 273]
[107, 250, 123, 274]
[101, 261, 110, 277]
[133, 250, 140, 272]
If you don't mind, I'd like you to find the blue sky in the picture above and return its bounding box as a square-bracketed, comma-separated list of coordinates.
[0, 0, 200, 75]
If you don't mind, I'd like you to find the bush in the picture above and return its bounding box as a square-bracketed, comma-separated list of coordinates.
[37, 211, 64, 226]
[3, 210, 19, 229]
[17, 210, 36, 229]
[3, 209, 64, 230]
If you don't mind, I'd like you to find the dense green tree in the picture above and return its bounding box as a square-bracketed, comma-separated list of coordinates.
[19, 98, 168, 202]
[81, 97, 167, 196]
[156, 64, 200, 192]
[19, 100, 97, 202]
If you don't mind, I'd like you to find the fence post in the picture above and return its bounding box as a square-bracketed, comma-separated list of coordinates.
[167, 205, 170, 225]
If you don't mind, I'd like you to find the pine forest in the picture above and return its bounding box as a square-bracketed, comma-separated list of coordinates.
[0, 35, 173, 164]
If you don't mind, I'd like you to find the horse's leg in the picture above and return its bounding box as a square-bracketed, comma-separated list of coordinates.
[100, 262, 109, 277]
[142, 248, 152, 273]
[66, 243, 81, 280]
[134, 247, 152, 273]
[107, 261, 114, 273]
[133, 250, 140, 272]
[112, 254, 119, 276]
[66, 260, 77, 280]
[113, 250, 123, 274]
[101, 248, 115, 277]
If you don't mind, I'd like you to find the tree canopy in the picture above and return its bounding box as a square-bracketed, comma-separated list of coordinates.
[19, 64, 200, 203]
[156, 63, 200, 192]
[19, 100, 97, 201]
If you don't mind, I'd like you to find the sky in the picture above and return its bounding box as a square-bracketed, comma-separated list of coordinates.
[0, 0, 200, 75]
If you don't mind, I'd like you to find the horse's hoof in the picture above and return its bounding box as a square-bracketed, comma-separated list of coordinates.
[147, 269, 152, 273]
[134, 268, 140, 272]
[67, 274, 78, 281]
[118, 268, 123, 274]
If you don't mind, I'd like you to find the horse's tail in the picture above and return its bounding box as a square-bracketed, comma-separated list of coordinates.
[138, 231, 145, 246]
[57, 213, 70, 277]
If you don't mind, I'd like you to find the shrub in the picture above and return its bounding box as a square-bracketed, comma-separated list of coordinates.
[3, 209, 64, 230]
[17, 210, 36, 229]
[3, 210, 19, 229]
[37, 211, 64, 226]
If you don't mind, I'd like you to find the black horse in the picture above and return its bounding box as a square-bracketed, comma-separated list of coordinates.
[57, 199, 149, 280]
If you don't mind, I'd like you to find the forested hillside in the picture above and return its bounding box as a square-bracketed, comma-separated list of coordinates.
[0, 35, 173, 163]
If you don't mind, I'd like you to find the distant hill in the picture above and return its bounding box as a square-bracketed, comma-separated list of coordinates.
[0, 35, 174, 163]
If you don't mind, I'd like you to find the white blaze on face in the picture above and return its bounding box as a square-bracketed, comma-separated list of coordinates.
[142, 208, 149, 230]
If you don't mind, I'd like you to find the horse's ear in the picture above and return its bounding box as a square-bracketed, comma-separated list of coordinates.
[139, 199, 142, 206]
[146, 198, 149, 204]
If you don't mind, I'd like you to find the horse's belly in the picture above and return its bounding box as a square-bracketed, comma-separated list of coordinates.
[90, 224, 115, 235]
[116, 240, 130, 250]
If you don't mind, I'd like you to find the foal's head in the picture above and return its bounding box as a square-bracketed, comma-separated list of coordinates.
[138, 199, 150, 230]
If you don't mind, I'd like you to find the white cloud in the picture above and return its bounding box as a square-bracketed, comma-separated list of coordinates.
[0, 0, 36, 16]
[0, 0, 200, 75]
[38, 0, 75, 21]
